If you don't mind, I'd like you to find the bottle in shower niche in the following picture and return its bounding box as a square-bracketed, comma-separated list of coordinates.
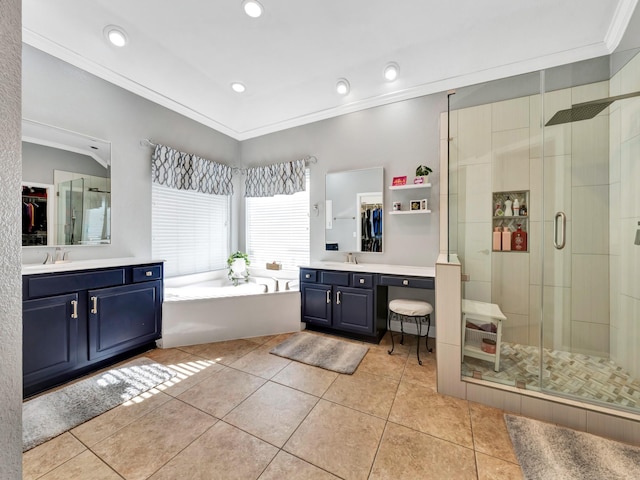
[513, 198, 519, 216]
[493, 226, 502, 251]
[502, 226, 512, 251]
[512, 224, 528, 251]
[504, 197, 513, 217]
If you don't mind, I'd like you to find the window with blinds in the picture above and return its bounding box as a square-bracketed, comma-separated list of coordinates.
[245, 170, 310, 271]
[152, 183, 230, 277]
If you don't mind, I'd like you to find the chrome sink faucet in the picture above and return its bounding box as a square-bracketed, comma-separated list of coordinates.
[346, 253, 358, 264]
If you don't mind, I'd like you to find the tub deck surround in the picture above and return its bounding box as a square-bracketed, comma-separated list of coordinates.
[300, 262, 436, 343]
[160, 273, 301, 349]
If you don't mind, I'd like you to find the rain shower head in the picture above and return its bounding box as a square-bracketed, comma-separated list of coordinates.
[545, 91, 640, 126]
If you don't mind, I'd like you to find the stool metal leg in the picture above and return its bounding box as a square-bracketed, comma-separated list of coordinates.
[415, 316, 422, 365]
[425, 314, 433, 354]
[387, 310, 395, 355]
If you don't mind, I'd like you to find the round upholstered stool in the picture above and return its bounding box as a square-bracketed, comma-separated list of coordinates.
[387, 299, 433, 365]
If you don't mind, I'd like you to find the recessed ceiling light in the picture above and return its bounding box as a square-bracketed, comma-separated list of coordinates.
[242, 0, 263, 18]
[384, 62, 399, 82]
[104, 25, 128, 47]
[336, 79, 350, 96]
[231, 82, 246, 93]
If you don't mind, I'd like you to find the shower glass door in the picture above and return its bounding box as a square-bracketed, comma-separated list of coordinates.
[541, 49, 640, 412]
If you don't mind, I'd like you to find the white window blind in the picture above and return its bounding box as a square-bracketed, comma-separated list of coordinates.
[152, 183, 229, 277]
[245, 170, 310, 271]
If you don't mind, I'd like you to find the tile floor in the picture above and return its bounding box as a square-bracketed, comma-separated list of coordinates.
[23, 331, 523, 480]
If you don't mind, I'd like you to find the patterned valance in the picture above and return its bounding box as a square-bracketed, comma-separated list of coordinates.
[245, 158, 306, 197]
[151, 144, 233, 196]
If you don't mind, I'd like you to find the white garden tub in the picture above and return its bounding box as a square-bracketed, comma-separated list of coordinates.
[159, 271, 301, 348]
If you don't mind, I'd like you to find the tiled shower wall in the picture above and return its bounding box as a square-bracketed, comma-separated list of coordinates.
[609, 52, 640, 378]
[448, 80, 613, 356]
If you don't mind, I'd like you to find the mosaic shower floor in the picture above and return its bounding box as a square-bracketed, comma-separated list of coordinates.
[462, 342, 640, 410]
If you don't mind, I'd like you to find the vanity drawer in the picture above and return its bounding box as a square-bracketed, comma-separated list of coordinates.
[379, 275, 434, 290]
[300, 269, 318, 283]
[320, 271, 350, 286]
[26, 268, 126, 299]
[132, 265, 163, 283]
[352, 273, 374, 288]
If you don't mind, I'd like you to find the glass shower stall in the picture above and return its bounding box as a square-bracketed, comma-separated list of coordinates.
[450, 47, 640, 414]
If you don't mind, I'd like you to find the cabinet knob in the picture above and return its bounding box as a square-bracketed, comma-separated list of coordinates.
[305, 274, 311, 279]
[145, 271, 153, 277]
[402, 279, 409, 286]
[359, 278, 365, 284]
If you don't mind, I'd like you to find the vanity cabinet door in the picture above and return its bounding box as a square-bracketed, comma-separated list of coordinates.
[88, 281, 162, 361]
[23, 293, 79, 389]
[333, 286, 374, 335]
[301, 282, 333, 326]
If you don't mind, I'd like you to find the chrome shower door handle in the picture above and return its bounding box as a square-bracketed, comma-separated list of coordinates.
[554, 212, 566, 249]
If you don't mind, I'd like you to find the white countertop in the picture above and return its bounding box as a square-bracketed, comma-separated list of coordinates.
[22, 257, 163, 275]
[304, 262, 435, 278]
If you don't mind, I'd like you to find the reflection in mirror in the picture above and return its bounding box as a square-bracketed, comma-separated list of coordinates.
[22, 119, 111, 246]
[325, 167, 384, 253]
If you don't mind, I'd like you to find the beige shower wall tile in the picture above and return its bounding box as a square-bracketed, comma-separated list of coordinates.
[458, 163, 492, 223]
[572, 254, 610, 325]
[491, 252, 529, 316]
[492, 128, 530, 192]
[571, 81, 609, 105]
[571, 321, 610, 356]
[458, 104, 492, 165]
[571, 185, 609, 254]
[492, 97, 530, 132]
[571, 115, 610, 187]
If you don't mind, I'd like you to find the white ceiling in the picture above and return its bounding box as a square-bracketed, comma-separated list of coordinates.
[23, 0, 638, 140]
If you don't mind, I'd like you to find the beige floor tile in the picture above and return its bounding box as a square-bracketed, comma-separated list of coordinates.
[262, 332, 296, 347]
[71, 390, 172, 447]
[370, 422, 477, 480]
[271, 361, 338, 397]
[401, 354, 437, 388]
[258, 451, 340, 480]
[389, 381, 474, 448]
[229, 345, 291, 379]
[178, 338, 259, 365]
[470, 402, 519, 464]
[224, 381, 318, 447]
[323, 369, 399, 418]
[358, 348, 407, 381]
[246, 334, 281, 345]
[157, 356, 226, 397]
[149, 421, 277, 480]
[284, 399, 386, 480]
[39, 450, 122, 480]
[23, 432, 86, 480]
[92, 398, 216, 480]
[476, 452, 523, 480]
[178, 367, 266, 418]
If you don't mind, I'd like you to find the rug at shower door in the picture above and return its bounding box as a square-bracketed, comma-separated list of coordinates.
[505, 414, 640, 479]
[269, 332, 369, 374]
[23, 357, 176, 452]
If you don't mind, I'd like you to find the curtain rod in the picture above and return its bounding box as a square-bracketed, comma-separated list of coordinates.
[141, 139, 317, 172]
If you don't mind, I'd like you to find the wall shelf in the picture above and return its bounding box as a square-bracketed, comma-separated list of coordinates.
[389, 210, 431, 215]
[388, 183, 431, 190]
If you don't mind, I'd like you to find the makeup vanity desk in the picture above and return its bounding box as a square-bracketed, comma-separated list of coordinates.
[299, 262, 435, 343]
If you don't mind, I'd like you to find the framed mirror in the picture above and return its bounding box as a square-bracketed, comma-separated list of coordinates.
[22, 119, 111, 247]
[325, 167, 384, 253]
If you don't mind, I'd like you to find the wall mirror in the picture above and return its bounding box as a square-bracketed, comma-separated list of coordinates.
[22, 119, 112, 247]
[325, 167, 383, 253]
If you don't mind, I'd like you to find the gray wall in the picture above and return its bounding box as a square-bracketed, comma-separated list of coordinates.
[240, 94, 446, 267]
[22, 142, 108, 185]
[22, 45, 241, 264]
[0, 0, 23, 477]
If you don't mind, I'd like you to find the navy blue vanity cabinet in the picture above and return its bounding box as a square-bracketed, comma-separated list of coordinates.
[22, 262, 163, 397]
[23, 293, 79, 389]
[300, 268, 377, 341]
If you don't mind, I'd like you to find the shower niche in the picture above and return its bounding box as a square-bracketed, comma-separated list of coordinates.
[492, 190, 529, 252]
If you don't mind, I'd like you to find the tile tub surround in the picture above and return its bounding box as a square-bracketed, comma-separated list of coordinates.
[23, 331, 525, 480]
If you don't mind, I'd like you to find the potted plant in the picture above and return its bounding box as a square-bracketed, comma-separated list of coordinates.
[227, 251, 250, 286]
[415, 165, 432, 184]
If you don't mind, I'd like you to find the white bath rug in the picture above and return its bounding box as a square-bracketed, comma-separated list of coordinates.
[23, 357, 175, 452]
[269, 332, 368, 374]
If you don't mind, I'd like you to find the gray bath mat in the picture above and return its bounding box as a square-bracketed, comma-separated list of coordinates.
[23, 357, 175, 451]
[270, 332, 368, 374]
[505, 414, 640, 479]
